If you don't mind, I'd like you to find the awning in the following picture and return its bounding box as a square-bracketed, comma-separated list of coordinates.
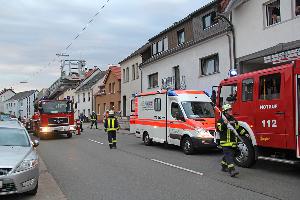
[224, 0, 249, 13]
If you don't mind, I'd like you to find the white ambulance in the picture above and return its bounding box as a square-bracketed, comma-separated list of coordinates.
[130, 90, 217, 154]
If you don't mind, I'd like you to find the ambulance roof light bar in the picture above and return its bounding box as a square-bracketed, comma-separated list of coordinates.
[167, 90, 178, 96]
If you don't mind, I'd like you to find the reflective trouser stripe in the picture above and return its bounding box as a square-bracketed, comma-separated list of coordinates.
[221, 161, 227, 165]
[228, 164, 234, 168]
[112, 140, 117, 143]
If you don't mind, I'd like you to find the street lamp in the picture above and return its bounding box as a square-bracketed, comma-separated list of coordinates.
[215, 14, 237, 69]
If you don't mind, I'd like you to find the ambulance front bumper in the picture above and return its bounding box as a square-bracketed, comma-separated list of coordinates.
[191, 137, 217, 148]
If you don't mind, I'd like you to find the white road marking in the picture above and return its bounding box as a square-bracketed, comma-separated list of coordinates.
[88, 139, 104, 145]
[151, 159, 204, 176]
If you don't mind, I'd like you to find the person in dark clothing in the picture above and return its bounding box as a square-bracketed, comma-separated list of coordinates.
[90, 111, 98, 129]
[104, 110, 119, 149]
[79, 113, 84, 132]
[216, 104, 246, 177]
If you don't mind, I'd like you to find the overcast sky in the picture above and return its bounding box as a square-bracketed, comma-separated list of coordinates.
[0, 0, 213, 92]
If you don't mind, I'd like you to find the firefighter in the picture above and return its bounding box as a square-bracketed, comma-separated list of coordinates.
[90, 111, 98, 129]
[216, 104, 245, 177]
[104, 110, 119, 149]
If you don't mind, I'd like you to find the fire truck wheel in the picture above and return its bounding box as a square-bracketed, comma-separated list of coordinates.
[143, 132, 152, 146]
[234, 135, 256, 168]
[181, 137, 194, 155]
[67, 132, 73, 138]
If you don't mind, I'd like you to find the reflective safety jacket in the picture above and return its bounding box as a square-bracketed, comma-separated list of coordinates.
[104, 117, 119, 132]
[216, 115, 245, 147]
[91, 113, 97, 121]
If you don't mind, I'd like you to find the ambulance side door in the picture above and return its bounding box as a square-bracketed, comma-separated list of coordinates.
[254, 71, 287, 148]
[167, 100, 185, 146]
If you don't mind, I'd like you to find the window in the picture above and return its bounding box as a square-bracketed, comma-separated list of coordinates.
[163, 37, 168, 51]
[203, 12, 217, 29]
[181, 101, 215, 118]
[259, 73, 281, 100]
[109, 83, 112, 94]
[265, 0, 281, 26]
[171, 102, 184, 120]
[173, 66, 180, 90]
[136, 63, 139, 79]
[296, 0, 300, 16]
[83, 93, 86, 102]
[126, 67, 129, 82]
[88, 109, 90, 116]
[200, 54, 219, 75]
[83, 109, 86, 115]
[112, 82, 115, 93]
[78, 94, 80, 103]
[88, 92, 91, 102]
[132, 65, 136, 80]
[152, 43, 157, 55]
[148, 73, 158, 88]
[131, 99, 135, 112]
[242, 79, 254, 101]
[157, 40, 163, 53]
[219, 84, 238, 106]
[123, 69, 126, 83]
[154, 98, 161, 111]
[177, 29, 185, 45]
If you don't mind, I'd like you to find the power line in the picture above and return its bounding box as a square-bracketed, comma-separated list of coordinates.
[8, 0, 112, 89]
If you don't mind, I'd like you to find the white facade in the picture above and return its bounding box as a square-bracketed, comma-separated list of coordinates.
[0, 89, 15, 113]
[120, 55, 142, 117]
[75, 69, 105, 118]
[142, 35, 231, 94]
[231, 0, 300, 71]
[4, 90, 38, 118]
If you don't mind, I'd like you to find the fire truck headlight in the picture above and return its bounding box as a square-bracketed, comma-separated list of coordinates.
[69, 125, 76, 131]
[195, 128, 213, 139]
[40, 127, 49, 133]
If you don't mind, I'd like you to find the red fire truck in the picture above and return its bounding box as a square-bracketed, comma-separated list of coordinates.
[215, 59, 300, 167]
[32, 99, 76, 139]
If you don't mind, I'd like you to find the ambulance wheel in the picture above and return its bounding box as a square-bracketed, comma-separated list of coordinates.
[234, 135, 256, 168]
[143, 132, 152, 146]
[181, 137, 194, 155]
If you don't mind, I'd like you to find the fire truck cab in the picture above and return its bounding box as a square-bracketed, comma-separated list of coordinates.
[216, 60, 300, 167]
[131, 90, 217, 154]
[32, 99, 76, 139]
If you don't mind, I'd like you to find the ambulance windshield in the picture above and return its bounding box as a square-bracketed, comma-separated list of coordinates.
[181, 101, 214, 119]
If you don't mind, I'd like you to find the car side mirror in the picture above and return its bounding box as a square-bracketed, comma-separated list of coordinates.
[33, 140, 39, 147]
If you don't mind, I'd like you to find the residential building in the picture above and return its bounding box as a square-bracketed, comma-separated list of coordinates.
[119, 43, 150, 117]
[95, 66, 121, 121]
[75, 68, 107, 118]
[140, 0, 232, 94]
[4, 90, 38, 118]
[0, 88, 15, 113]
[221, 0, 300, 73]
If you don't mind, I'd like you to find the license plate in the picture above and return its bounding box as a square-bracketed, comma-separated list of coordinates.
[0, 181, 2, 188]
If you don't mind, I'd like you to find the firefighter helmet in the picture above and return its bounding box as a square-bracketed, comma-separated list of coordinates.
[109, 110, 114, 116]
[222, 104, 232, 112]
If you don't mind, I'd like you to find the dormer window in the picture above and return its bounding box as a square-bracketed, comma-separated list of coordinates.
[203, 11, 217, 29]
[177, 29, 185, 45]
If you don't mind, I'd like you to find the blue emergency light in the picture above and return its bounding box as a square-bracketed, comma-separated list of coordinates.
[167, 90, 178, 96]
[228, 69, 238, 77]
